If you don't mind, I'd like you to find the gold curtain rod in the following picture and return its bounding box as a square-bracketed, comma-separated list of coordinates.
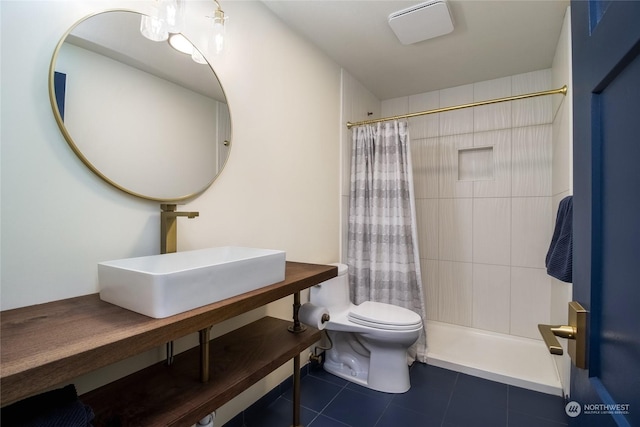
[346, 85, 568, 129]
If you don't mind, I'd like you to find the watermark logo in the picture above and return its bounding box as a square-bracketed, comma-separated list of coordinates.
[583, 403, 630, 416]
[565, 401, 582, 417]
[565, 401, 631, 417]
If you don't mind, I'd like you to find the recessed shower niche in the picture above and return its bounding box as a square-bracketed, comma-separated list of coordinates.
[458, 146, 494, 181]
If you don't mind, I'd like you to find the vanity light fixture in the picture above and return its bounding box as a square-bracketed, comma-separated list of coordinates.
[142, 0, 228, 59]
[168, 34, 208, 64]
[140, 0, 185, 42]
[168, 33, 193, 55]
[209, 0, 227, 55]
[140, 14, 168, 42]
[191, 49, 208, 64]
[164, 0, 186, 33]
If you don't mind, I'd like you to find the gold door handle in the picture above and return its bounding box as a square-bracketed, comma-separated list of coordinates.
[538, 301, 588, 369]
[549, 325, 576, 339]
[537, 324, 566, 355]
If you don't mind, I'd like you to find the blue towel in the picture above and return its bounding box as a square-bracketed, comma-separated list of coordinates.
[1, 384, 94, 427]
[545, 196, 573, 282]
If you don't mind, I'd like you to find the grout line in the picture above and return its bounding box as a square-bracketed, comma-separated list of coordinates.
[235, 364, 567, 427]
[440, 371, 459, 427]
[312, 385, 349, 426]
[506, 384, 510, 427]
[314, 377, 348, 414]
[372, 394, 395, 427]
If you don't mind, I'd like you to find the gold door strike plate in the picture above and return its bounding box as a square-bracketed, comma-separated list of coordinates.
[538, 301, 588, 369]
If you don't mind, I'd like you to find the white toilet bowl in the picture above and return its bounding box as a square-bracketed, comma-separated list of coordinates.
[310, 264, 423, 393]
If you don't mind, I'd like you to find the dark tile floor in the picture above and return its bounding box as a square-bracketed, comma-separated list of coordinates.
[224, 362, 569, 427]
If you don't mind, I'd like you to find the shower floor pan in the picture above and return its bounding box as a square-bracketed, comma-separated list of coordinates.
[426, 321, 563, 396]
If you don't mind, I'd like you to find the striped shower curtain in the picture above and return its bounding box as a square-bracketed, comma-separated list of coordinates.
[347, 120, 427, 363]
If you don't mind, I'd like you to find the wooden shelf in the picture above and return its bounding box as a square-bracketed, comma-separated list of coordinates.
[1, 262, 337, 407]
[81, 316, 320, 427]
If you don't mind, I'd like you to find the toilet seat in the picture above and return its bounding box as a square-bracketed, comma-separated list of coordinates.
[348, 301, 422, 331]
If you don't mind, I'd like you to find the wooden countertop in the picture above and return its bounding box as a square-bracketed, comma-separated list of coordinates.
[0, 261, 337, 407]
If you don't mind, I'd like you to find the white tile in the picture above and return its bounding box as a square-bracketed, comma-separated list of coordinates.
[381, 96, 409, 117]
[411, 137, 439, 199]
[416, 199, 439, 260]
[472, 264, 511, 333]
[473, 129, 511, 197]
[440, 84, 474, 136]
[552, 191, 571, 220]
[409, 90, 439, 139]
[474, 77, 512, 132]
[512, 197, 553, 268]
[550, 279, 572, 325]
[512, 125, 552, 197]
[551, 10, 572, 116]
[512, 69, 553, 127]
[439, 134, 474, 198]
[421, 259, 439, 320]
[438, 261, 473, 326]
[473, 198, 511, 266]
[439, 198, 473, 262]
[510, 267, 551, 339]
[552, 101, 572, 196]
[512, 69, 552, 95]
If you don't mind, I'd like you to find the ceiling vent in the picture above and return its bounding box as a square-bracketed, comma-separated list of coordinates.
[388, 0, 454, 45]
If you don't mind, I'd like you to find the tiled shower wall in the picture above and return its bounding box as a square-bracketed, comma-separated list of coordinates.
[341, 69, 560, 341]
[384, 69, 555, 340]
[549, 6, 573, 395]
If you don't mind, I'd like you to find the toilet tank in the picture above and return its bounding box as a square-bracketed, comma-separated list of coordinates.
[310, 263, 351, 312]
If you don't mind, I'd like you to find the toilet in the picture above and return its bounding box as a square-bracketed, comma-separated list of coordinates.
[310, 263, 423, 393]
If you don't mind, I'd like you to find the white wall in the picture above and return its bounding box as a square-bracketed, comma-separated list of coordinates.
[1, 1, 341, 423]
[339, 70, 381, 262]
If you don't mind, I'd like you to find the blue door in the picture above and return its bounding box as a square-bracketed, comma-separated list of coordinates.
[571, 1, 640, 426]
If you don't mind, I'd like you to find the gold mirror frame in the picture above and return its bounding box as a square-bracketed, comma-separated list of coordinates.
[48, 10, 232, 202]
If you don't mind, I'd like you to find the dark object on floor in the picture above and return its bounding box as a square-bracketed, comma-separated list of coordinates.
[1, 384, 94, 427]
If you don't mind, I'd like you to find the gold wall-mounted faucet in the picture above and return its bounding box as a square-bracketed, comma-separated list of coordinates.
[160, 203, 200, 367]
[160, 204, 199, 254]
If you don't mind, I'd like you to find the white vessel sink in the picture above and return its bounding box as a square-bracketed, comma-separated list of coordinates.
[98, 247, 286, 318]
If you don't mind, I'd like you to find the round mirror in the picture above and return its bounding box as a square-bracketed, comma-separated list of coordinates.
[49, 10, 231, 201]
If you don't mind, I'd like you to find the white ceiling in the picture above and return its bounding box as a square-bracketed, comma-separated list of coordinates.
[262, 0, 570, 100]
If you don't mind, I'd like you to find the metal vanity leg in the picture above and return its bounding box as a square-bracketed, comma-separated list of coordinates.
[166, 341, 174, 366]
[292, 353, 302, 427]
[288, 291, 305, 427]
[288, 291, 306, 334]
[199, 327, 211, 383]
